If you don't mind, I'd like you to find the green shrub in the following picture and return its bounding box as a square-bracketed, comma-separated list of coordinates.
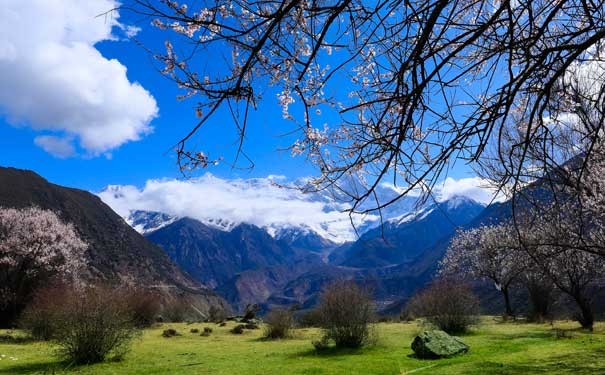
[263, 309, 294, 339]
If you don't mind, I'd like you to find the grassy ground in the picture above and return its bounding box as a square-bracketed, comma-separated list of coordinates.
[1, 318, 605, 374]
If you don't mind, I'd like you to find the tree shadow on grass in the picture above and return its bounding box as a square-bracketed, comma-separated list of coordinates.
[289, 346, 374, 359]
[0, 360, 72, 375]
[0, 334, 37, 344]
[467, 352, 605, 375]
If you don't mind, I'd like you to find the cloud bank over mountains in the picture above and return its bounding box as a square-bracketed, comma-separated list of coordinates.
[98, 173, 503, 242]
[0, 0, 157, 157]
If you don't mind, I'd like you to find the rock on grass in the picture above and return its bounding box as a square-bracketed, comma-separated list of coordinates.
[411, 330, 469, 359]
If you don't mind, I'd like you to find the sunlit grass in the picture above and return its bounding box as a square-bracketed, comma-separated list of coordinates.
[1, 318, 604, 374]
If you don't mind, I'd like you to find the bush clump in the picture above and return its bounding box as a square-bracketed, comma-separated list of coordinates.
[404, 278, 480, 334]
[162, 328, 179, 337]
[207, 305, 229, 323]
[263, 309, 294, 339]
[243, 304, 261, 320]
[19, 283, 67, 340]
[230, 324, 245, 334]
[296, 308, 322, 327]
[122, 288, 161, 328]
[316, 281, 376, 349]
[50, 286, 140, 364]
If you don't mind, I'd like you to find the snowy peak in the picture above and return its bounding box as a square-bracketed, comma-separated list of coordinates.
[127, 210, 178, 234]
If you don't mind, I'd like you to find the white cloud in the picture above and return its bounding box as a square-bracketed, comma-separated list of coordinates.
[34, 135, 76, 158]
[435, 177, 505, 205]
[98, 174, 502, 242]
[98, 174, 379, 243]
[0, 0, 158, 157]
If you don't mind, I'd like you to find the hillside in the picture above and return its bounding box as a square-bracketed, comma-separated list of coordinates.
[0, 167, 227, 312]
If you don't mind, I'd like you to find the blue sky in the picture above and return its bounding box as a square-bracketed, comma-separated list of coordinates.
[0, 1, 476, 193]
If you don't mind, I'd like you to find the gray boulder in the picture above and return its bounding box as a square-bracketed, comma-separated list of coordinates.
[411, 330, 469, 359]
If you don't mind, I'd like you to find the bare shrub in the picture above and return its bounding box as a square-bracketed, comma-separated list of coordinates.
[162, 328, 179, 337]
[243, 304, 261, 320]
[19, 283, 67, 340]
[161, 298, 197, 322]
[263, 309, 294, 339]
[405, 279, 480, 334]
[316, 281, 375, 349]
[121, 288, 161, 328]
[207, 305, 228, 323]
[297, 308, 322, 327]
[50, 285, 139, 364]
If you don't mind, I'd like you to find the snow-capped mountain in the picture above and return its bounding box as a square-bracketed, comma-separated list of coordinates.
[98, 175, 432, 243]
[127, 210, 178, 234]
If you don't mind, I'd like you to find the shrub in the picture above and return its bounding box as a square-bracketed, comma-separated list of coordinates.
[161, 298, 197, 322]
[219, 322, 227, 327]
[230, 324, 245, 334]
[405, 278, 480, 334]
[50, 285, 139, 364]
[316, 281, 375, 349]
[208, 305, 228, 323]
[263, 309, 294, 339]
[190, 328, 199, 333]
[311, 336, 331, 351]
[297, 308, 322, 327]
[122, 288, 161, 328]
[243, 304, 261, 320]
[203, 327, 213, 334]
[162, 328, 179, 337]
[19, 283, 67, 340]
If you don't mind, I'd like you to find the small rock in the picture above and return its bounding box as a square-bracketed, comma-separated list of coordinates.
[411, 330, 469, 359]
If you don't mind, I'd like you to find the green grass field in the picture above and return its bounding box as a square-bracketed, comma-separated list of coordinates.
[1, 318, 605, 375]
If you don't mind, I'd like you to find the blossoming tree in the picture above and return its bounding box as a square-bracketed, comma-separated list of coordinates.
[0, 207, 87, 325]
[125, 0, 605, 214]
[440, 222, 526, 317]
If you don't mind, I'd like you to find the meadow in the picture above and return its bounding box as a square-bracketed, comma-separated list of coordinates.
[1, 318, 605, 375]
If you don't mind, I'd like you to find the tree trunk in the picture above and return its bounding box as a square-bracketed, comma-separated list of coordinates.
[574, 294, 594, 331]
[502, 287, 514, 319]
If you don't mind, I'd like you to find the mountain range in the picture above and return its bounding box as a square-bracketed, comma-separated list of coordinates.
[126, 193, 487, 312]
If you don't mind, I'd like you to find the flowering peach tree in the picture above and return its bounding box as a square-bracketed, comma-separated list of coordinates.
[440, 222, 525, 317]
[0, 207, 87, 325]
[126, 0, 605, 214]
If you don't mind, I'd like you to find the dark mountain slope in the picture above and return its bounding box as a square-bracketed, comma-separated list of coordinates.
[331, 197, 485, 268]
[0, 166, 227, 311]
[147, 218, 319, 289]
